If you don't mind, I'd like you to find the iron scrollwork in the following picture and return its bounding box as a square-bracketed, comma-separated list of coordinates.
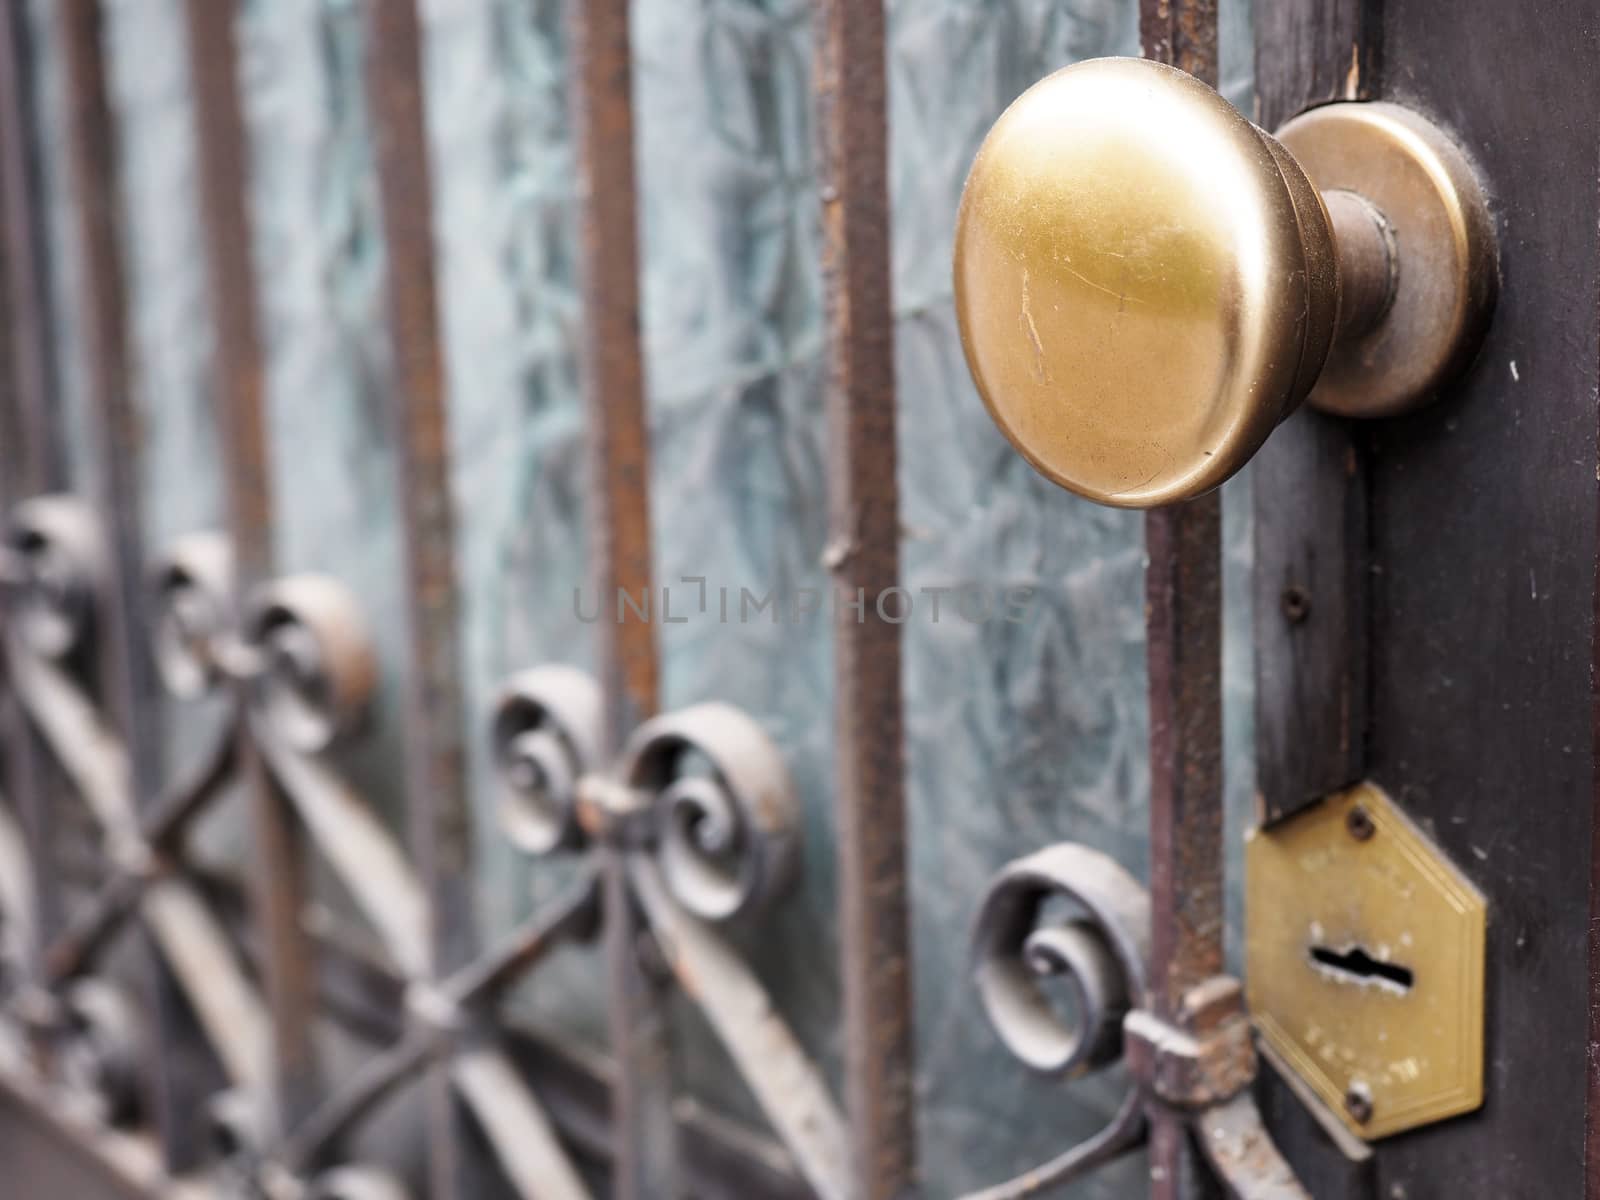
[0, 503, 836, 1197]
[965, 841, 1309, 1200]
[1, 496, 271, 1116]
[148, 531, 600, 1200]
[0, 508, 617, 1198]
[488, 669, 850, 1200]
[490, 666, 601, 858]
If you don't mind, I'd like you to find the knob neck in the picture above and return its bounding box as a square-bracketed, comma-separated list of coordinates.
[1325, 189, 1396, 342]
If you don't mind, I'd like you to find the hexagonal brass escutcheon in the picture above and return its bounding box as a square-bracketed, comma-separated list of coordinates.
[1245, 782, 1486, 1141]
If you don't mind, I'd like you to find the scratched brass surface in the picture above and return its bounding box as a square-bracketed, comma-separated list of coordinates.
[954, 56, 1334, 507]
[1245, 782, 1486, 1140]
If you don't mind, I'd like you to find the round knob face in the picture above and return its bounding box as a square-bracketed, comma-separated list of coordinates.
[954, 57, 1337, 507]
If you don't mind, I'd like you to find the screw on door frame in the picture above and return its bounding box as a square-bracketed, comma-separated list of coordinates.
[1346, 805, 1376, 841]
[1280, 584, 1312, 624]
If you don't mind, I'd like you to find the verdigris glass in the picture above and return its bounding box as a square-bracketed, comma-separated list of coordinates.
[31, 0, 1257, 1191]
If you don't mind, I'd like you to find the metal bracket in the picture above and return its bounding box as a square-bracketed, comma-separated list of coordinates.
[1124, 977, 1257, 1112]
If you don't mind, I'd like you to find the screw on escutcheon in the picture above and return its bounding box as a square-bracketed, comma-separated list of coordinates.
[1346, 805, 1376, 842]
[1345, 1083, 1374, 1124]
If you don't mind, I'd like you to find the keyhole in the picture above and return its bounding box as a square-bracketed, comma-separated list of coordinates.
[1309, 944, 1414, 992]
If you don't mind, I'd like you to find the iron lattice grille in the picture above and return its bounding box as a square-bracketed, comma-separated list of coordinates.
[0, 1, 1295, 1198]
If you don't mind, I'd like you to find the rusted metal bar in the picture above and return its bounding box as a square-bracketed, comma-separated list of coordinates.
[362, 0, 473, 979]
[0, 0, 62, 495]
[566, 0, 658, 743]
[56, 1, 144, 746]
[1140, 0, 1219, 85]
[813, 3, 916, 1197]
[1142, 496, 1225, 1200]
[1145, 555, 1229, 1193]
[0, 0, 65, 989]
[1139, 8, 1221, 1196]
[361, 3, 495, 1195]
[182, 0, 323, 1133]
[56, 0, 223, 1167]
[566, 1, 676, 1194]
[1142, 499, 1225, 1010]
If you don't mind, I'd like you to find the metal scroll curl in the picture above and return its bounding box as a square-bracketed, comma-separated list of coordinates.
[620, 702, 800, 923]
[2, 494, 105, 660]
[964, 843, 1152, 1200]
[244, 575, 377, 753]
[149, 531, 236, 699]
[488, 666, 603, 856]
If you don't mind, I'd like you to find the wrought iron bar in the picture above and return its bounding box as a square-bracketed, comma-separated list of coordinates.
[361, 2, 504, 1194]
[181, 0, 323, 1132]
[361, 0, 473, 978]
[565, 1, 676, 1195]
[1134, 10, 1310, 1200]
[0, 0, 65, 1003]
[1142, 493, 1226, 1197]
[55, 0, 224, 1166]
[0, 0, 61, 495]
[813, 2, 916, 1196]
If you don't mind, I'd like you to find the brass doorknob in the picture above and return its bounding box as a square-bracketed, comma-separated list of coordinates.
[954, 57, 1497, 508]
